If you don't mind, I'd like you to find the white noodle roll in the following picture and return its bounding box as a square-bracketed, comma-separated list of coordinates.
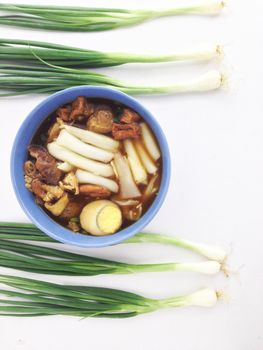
[56, 130, 114, 163]
[123, 139, 147, 184]
[57, 162, 74, 172]
[47, 142, 114, 177]
[76, 169, 119, 193]
[63, 124, 119, 151]
[134, 140, 158, 174]
[140, 122, 161, 160]
[114, 152, 141, 199]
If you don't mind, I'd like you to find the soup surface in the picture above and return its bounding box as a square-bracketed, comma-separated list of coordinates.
[24, 97, 162, 236]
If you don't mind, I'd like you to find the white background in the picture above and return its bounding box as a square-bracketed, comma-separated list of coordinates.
[0, 0, 262, 349]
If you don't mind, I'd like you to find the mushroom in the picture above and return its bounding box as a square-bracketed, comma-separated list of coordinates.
[60, 201, 84, 219]
[68, 221, 81, 232]
[41, 184, 64, 202]
[30, 179, 64, 202]
[44, 193, 69, 216]
[59, 171, 79, 195]
[47, 121, 61, 143]
[87, 108, 113, 134]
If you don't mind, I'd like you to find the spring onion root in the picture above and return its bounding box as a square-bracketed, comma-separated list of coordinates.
[0, 2, 225, 32]
[0, 274, 220, 317]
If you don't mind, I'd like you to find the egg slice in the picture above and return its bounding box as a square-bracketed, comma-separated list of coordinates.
[80, 200, 122, 236]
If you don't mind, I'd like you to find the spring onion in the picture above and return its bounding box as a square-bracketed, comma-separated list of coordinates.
[0, 236, 222, 275]
[0, 274, 221, 317]
[0, 39, 223, 68]
[0, 224, 225, 276]
[0, 222, 227, 263]
[0, 2, 225, 32]
[0, 62, 225, 97]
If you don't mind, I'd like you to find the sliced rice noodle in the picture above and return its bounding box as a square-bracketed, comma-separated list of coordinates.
[63, 124, 119, 151]
[134, 140, 158, 174]
[112, 197, 139, 206]
[140, 122, 161, 160]
[57, 161, 74, 172]
[76, 169, 119, 193]
[47, 142, 114, 177]
[56, 130, 114, 163]
[143, 173, 160, 200]
[122, 203, 143, 221]
[114, 152, 141, 199]
[110, 160, 119, 179]
[123, 139, 147, 184]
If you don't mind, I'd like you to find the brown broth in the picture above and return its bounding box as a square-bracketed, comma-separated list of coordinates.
[27, 97, 162, 235]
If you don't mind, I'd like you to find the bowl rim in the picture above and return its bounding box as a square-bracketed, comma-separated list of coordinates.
[11, 86, 171, 247]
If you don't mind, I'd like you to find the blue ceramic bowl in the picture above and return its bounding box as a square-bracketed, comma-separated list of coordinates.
[11, 86, 171, 247]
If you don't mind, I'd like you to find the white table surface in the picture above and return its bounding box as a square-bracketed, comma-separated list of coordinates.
[0, 0, 262, 349]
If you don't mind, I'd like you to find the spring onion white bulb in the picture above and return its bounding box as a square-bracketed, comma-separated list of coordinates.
[161, 288, 219, 309]
[185, 288, 218, 307]
[174, 44, 224, 61]
[171, 70, 225, 93]
[128, 260, 221, 275]
[174, 261, 221, 274]
[63, 124, 119, 151]
[185, 241, 227, 262]
[56, 130, 114, 163]
[47, 142, 114, 177]
[75, 169, 119, 193]
[156, 1, 225, 16]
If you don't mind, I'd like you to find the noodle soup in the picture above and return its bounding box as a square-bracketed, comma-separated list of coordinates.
[24, 96, 162, 236]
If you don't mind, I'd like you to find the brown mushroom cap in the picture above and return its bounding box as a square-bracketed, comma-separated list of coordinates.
[87, 109, 113, 134]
